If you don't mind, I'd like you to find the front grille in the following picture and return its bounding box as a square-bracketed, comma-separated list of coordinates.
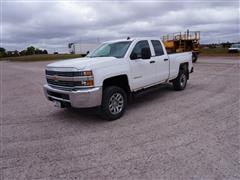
[47, 79, 82, 87]
[46, 70, 84, 77]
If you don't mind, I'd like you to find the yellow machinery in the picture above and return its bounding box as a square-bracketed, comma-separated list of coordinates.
[162, 30, 200, 62]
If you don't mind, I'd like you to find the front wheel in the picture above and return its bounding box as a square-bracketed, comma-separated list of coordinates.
[101, 86, 127, 121]
[172, 70, 188, 91]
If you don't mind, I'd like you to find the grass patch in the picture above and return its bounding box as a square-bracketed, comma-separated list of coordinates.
[0, 54, 82, 62]
[200, 47, 240, 56]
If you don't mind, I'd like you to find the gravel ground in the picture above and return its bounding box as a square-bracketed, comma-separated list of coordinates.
[1, 56, 240, 180]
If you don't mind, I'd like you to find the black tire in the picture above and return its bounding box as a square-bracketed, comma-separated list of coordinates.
[192, 53, 198, 63]
[101, 86, 127, 121]
[172, 70, 188, 91]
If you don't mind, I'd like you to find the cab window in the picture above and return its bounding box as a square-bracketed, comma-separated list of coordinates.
[151, 40, 164, 56]
[130, 40, 150, 59]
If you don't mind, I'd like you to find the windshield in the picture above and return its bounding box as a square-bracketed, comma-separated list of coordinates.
[87, 41, 132, 58]
[231, 44, 240, 48]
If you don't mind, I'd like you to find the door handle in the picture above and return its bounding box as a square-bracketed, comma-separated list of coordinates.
[164, 58, 168, 61]
[150, 60, 155, 64]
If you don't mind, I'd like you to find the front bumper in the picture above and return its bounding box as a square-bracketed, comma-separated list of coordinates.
[43, 84, 102, 108]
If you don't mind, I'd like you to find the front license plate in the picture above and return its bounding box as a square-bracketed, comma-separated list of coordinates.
[53, 100, 62, 108]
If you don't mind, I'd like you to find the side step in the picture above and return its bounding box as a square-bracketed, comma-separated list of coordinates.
[132, 83, 170, 98]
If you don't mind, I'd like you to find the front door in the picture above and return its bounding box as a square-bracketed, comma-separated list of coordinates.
[129, 40, 157, 90]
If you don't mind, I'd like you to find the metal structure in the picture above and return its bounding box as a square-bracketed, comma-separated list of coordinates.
[162, 30, 200, 62]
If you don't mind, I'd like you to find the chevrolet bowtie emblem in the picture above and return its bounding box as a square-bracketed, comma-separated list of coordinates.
[53, 75, 59, 81]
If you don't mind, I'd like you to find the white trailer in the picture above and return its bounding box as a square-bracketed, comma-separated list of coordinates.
[68, 43, 99, 55]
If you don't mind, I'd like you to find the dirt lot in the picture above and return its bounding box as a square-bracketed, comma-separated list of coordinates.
[1, 56, 239, 180]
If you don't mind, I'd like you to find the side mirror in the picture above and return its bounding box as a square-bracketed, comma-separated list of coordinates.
[130, 52, 138, 60]
[141, 47, 151, 59]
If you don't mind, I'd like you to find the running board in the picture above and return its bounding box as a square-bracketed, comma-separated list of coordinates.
[133, 83, 170, 97]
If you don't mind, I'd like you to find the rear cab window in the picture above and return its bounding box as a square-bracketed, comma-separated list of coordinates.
[151, 40, 164, 56]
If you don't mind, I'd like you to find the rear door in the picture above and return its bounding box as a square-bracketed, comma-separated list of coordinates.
[150, 40, 169, 82]
[129, 40, 157, 90]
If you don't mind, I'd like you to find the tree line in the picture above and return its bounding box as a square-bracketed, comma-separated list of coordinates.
[0, 46, 48, 58]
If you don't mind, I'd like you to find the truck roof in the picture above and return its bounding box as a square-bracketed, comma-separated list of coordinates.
[105, 37, 161, 43]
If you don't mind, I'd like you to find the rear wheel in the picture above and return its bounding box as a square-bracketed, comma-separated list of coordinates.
[192, 52, 198, 63]
[173, 70, 188, 91]
[101, 86, 127, 121]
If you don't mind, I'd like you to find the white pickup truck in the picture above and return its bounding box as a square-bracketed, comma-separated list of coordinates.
[44, 37, 193, 120]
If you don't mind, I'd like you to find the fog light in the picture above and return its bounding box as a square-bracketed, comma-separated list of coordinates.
[82, 80, 94, 86]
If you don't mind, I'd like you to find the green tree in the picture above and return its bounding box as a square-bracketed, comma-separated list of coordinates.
[0, 47, 6, 57]
[26, 46, 35, 55]
[43, 49, 48, 54]
[35, 48, 42, 54]
[14, 50, 19, 56]
[20, 50, 27, 56]
[6, 51, 14, 57]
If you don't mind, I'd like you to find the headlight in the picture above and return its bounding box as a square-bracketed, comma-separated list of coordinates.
[74, 70, 93, 76]
[78, 70, 94, 87]
[83, 70, 93, 76]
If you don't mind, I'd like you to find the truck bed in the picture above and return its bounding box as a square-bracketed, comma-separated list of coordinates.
[168, 51, 193, 80]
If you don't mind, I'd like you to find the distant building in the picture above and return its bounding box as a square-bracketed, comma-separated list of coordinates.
[68, 43, 99, 55]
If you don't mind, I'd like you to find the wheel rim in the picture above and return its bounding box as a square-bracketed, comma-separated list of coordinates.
[180, 74, 186, 88]
[108, 93, 124, 115]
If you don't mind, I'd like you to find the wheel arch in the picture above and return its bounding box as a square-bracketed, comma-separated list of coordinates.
[179, 62, 189, 79]
[102, 74, 131, 94]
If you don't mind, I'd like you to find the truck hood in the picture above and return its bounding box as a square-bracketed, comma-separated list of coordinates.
[46, 57, 120, 71]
